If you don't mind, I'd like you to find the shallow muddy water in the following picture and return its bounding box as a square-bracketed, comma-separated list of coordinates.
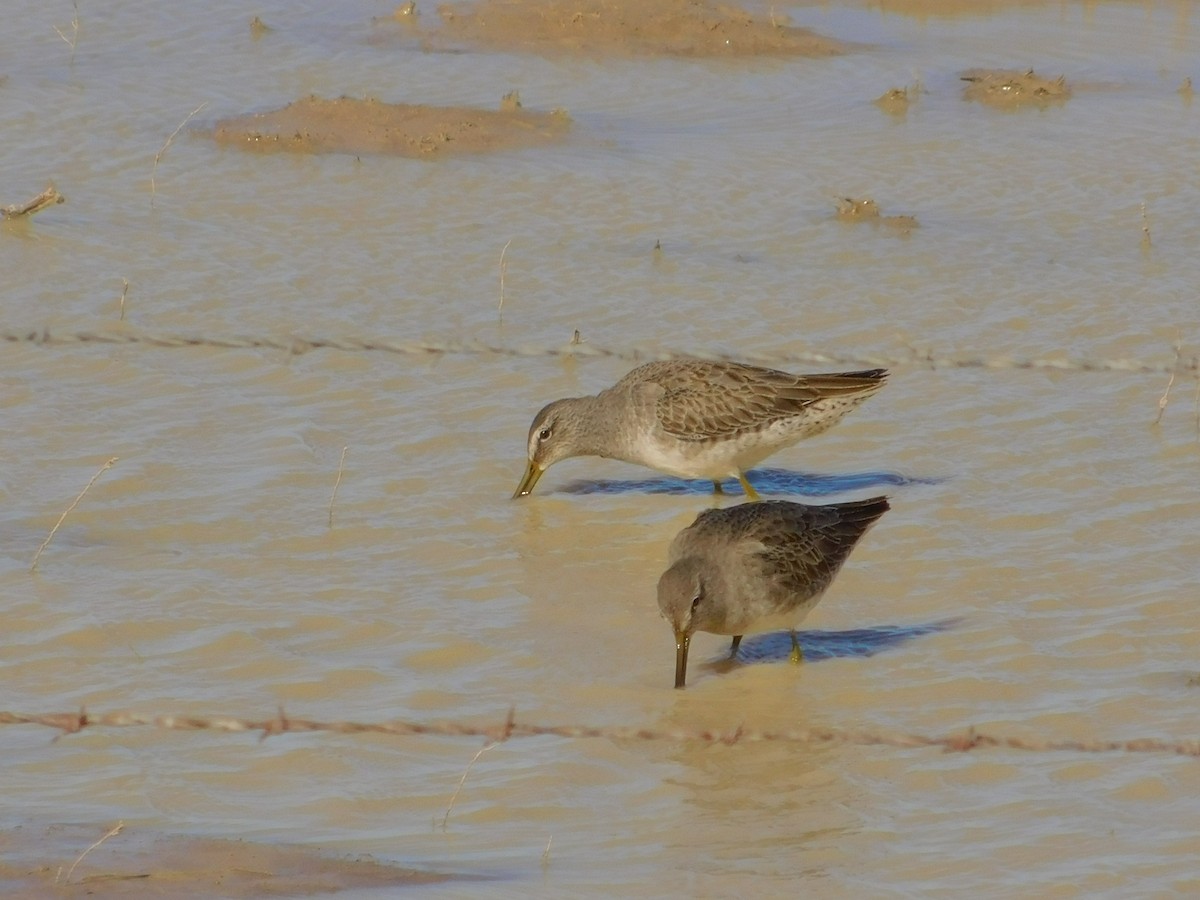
[1, 0, 1199, 896]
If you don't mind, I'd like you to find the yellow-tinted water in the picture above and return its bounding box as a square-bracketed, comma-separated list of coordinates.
[1, 0, 1199, 895]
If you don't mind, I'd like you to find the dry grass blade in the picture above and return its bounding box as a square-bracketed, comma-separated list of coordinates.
[118, 278, 129, 320]
[31, 457, 118, 572]
[2, 184, 66, 220]
[1194, 378, 1200, 440]
[52, 2, 80, 59]
[328, 446, 348, 528]
[440, 742, 497, 829]
[150, 102, 210, 205]
[498, 238, 513, 312]
[1155, 340, 1182, 425]
[59, 821, 123, 884]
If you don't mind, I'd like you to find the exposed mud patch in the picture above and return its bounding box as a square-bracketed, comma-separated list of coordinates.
[835, 197, 918, 234]
[961, 68, 1070, 108]
[874, 86, 914, 116]
[0, 824, 479, 898]
[212, 94, 571, 158]
[414, 0, 851, 58]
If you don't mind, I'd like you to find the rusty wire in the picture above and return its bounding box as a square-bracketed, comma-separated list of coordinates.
[2, 326, 1197, 377]
[2, 709, 1198, 758]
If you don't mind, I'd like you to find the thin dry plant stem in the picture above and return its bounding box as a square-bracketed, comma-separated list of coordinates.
[1194, 378, 1200, 440]
[497, 238, 513, 312]
[441, 742, 496, 829]
[118, 279, 129, 320]
[1155, 341, 1182, 425]
[328, 446, 348, 528]
[151, 102, 209, 204]
[60, 821, 123, 884]
[53, 2, 80, 59]
[542, 835, 553, 864]
[31, 457, 118, 572]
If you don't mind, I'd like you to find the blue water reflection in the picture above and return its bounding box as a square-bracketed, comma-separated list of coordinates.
[558, 467, 944, 497]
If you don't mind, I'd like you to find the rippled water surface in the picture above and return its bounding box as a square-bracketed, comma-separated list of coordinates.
[2, 1, 1199, 896]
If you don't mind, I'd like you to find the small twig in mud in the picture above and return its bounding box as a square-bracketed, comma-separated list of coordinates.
[58, 821, 123, 884]
[1, 184, 65, 220]
[497, 238, 513, 312]
[53, 2, 80, 60]
[150, 102, 209, 205]
[1155, 340, 1182, 425]
[31, 457, 118, 572]
[542, 835, 553, 865]
[1194, 378, 1200, 441]
[118, 279, 129, 320]
[328, 446, 348, 528]
[440, 742, 496, 830]
[1140, 202, 1152, 250]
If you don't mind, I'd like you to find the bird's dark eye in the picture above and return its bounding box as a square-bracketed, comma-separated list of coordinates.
[538, 427, 552, 441]
[690, 595, 701, 612]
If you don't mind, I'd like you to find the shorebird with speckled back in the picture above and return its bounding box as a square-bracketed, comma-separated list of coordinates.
[657, 496, 889, 688]
[513, 359, 887, 499]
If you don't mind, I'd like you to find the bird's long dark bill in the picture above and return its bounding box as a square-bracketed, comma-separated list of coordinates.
[512, 461, 544, 498]
[674, 631, 691, 689]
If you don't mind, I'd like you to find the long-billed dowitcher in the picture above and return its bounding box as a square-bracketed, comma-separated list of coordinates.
[657, 496, 890, 688]
[513, 359, 887, 499]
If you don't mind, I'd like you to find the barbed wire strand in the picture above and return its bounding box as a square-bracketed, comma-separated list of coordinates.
[2, 709, 1197, 758]
[2, 327, 1197, 377]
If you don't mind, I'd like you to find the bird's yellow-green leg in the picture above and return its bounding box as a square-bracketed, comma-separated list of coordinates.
[729, 635, 742, 657]
[712, 480, 725, 495]
[789, 631, 803, 664]
[737, 472, 761, 501]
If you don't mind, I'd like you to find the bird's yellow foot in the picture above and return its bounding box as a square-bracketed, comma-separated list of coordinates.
[789, 631, 803, 664]
[737, 473, 761, 501]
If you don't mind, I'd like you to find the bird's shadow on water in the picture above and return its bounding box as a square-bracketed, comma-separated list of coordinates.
[557, 467, 944, 497]
[703, 618, 962, 674]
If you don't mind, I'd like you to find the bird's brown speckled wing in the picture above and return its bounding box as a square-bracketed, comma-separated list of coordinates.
[752, 497, 890, 596]
[630, 360, 887, 441]
[675, 498, 889, 597]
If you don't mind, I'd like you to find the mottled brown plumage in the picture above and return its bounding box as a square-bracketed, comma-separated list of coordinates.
[657, 496, 890, 688]
[514, 359, 887, 498]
